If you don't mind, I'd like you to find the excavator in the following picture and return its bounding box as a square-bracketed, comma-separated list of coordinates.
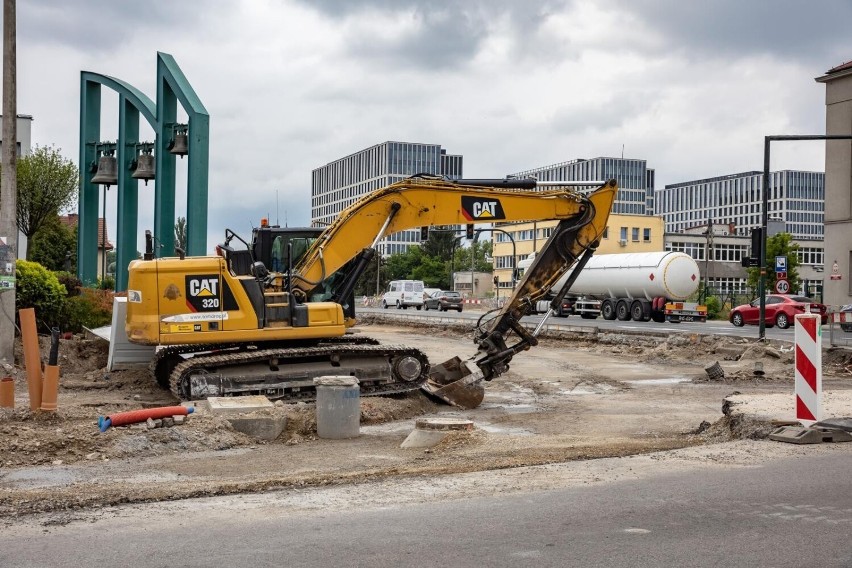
[125, 175, 617, 409]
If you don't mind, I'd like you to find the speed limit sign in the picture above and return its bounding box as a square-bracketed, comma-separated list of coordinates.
[775, 278, 790, 294]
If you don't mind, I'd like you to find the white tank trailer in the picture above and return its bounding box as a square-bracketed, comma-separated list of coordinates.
[522, 251, 707, 323]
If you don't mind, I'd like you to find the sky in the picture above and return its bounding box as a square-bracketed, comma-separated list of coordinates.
[8, 0, 852, 253]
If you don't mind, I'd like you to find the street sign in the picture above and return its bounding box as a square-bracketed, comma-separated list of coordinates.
[775, 278, 790, 294]
[776, 271, 787, 280]
[775, 256, 787, 272]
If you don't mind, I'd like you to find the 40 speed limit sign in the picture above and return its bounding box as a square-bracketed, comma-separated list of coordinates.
[775, 278, 790, 294]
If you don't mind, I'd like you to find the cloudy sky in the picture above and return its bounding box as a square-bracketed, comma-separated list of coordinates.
[10, 0, 852, 251]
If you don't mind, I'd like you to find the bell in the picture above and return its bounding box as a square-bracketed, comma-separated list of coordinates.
[168, 133, 188, 157]
[131, 153, 156, 184]
[90, 155, 118, 186]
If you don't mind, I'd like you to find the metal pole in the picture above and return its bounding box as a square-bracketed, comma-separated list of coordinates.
[0, 0, 16, 365]
[101, 185, 107, 283]
[759, 137, 770, 340]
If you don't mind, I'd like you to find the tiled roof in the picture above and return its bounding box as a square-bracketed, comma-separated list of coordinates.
[57, 214, 113, 250]
[825, 60, 852, 74]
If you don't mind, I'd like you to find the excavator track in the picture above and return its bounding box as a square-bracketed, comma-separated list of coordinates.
[156, 338, 429, 402]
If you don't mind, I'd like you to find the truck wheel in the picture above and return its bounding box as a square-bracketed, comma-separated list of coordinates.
[630, 300, 644, 321]
[416, 305, 422, 311]
[616, 300, 630, 321]
[601, 299, 616, 320]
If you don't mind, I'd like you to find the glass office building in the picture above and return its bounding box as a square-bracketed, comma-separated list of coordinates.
[311, 141, 463, 256]
[509, 157, 656, 215]
[656, 170, 825, 240]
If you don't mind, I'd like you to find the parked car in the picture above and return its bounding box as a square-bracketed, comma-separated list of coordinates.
[729, 295, 828, 329]
[840, 304, 852, 333]
[422, 288, 441, 302]
[424, 290, 463, 312]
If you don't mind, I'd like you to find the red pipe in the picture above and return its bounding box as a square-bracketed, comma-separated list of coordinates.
[100, 406, 193, 431]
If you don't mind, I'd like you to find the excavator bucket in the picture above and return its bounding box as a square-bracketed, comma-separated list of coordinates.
[421, 356, 486, 409]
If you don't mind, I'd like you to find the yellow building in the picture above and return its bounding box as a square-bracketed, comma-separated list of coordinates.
[491, 214, 665, 292]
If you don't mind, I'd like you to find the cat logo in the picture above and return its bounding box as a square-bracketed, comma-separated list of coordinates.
[189, 277, 218, 297]
[461, 196, 505, 221]
[185, 275, 222, 312]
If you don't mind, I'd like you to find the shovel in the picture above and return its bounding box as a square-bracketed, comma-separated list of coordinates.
[421, 356, 485, 409]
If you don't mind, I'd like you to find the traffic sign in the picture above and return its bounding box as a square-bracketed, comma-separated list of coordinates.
[775, 256, 787, 272]
[776, 271, 787, 280]
[775, 278, 790, 294]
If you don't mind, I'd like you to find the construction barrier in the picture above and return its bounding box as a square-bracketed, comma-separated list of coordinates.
[828, 310, 852, 348]
[794, 313, 822, 425]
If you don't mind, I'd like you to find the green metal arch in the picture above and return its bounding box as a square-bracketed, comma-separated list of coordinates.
[80, 71, 157, 127]
[77, 53, 210, 291]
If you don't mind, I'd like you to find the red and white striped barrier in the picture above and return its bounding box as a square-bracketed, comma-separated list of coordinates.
[831, 312, 852, 324]
[464, 299, 483, 305]
[794, 313, 822, 425]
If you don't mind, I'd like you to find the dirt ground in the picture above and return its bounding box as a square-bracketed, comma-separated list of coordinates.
[1, 318, 851, 519]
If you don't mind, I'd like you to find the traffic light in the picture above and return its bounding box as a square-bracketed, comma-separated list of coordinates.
[750, 227, 763, 261]
[465, 224, 474, 240]
[420, 226, 429, 241]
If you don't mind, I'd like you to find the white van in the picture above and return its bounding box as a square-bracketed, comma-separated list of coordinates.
[381, 280, 425, 310]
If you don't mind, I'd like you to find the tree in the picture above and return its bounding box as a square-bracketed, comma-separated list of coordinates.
[28, 215, 76, 272]
[7, 146, 78, 257]
[421, 228, 459, 261]
[175, 216, 187, 251]
[453, 240, 493, 273]
[746, 232, 800, 294]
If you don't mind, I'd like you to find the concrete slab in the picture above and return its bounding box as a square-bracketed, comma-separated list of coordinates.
[769, 425, 852, 444]
[205, 396, 274, 416]
[401, 418, 475, 449]
[227, 414, 287, 441]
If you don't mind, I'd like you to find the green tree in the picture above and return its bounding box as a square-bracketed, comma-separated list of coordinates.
[421, 228, 459, 261]
[5, 146, 79, 258]
[354, 254, 386, 297]
[411, 255, 450, 288]
[175, 216, 187, 251]
[386, 246, 425, 281]
[746, 232, 800, 294]
[29, 216, 76, 272]
[452, 240, 493, 273]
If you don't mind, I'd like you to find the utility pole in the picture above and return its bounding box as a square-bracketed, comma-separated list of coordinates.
[0, 0, 17, 367]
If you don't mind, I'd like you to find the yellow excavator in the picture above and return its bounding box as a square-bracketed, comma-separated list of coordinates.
[125, 175, 617, 408]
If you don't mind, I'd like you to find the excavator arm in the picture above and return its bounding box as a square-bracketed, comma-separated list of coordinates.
[288, 176, 613, 313]
[423, 179, 617, 408]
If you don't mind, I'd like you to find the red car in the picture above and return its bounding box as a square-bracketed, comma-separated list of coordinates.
[729, 295, 827, 329]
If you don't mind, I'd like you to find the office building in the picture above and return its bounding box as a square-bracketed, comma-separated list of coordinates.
[656, 170, 825, 240]
[510, 157, 655, 215]
[311, 141, 463, 256]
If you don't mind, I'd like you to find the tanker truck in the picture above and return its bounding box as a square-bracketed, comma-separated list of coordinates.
[516, 251, 707, 323]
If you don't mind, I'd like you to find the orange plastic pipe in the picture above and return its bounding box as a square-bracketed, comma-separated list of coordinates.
[19, 308, 42, 411]
[41, 365, 59, 412]
[0, 377, 13, 408]
[102, 405, 192, 431]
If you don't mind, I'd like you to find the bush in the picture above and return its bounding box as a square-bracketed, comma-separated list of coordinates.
[54, 271, 83, 297]
[704, 295, 722, 320]
[15, 259, 67, 331]
[63, 288, 114, 333]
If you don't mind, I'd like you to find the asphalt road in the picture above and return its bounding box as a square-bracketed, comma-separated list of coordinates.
[2, 451, 850, 567]
[360, 306, 852, 349]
